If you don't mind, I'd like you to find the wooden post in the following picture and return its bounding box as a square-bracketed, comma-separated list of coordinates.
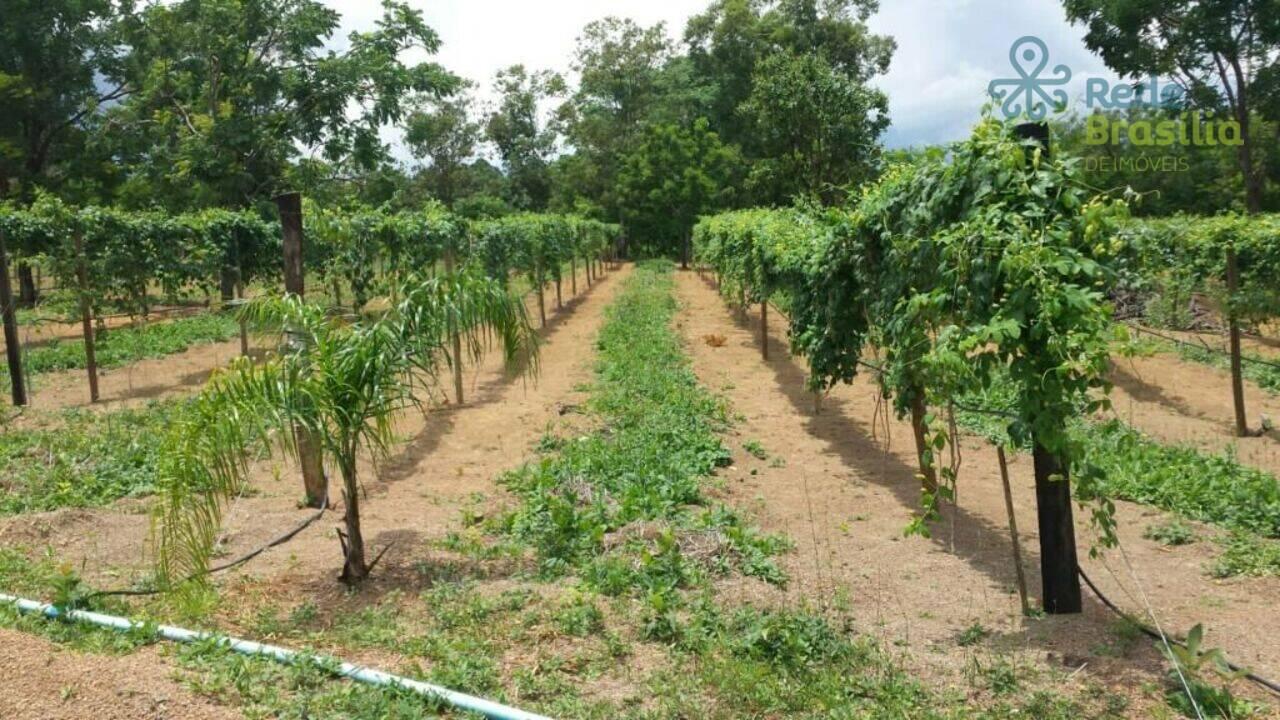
[997, 447, 1030, 615]
[235, 269, 249, 357]
[1032, 444, 1081, 613]
[555, 275, 562, 310]
[0, 228, 28, 406]
[571, 257, 578, 295]
[586, 255, 593, 288]
[1016, 121, 1081, 614]
[760, 300, 769, 360]
[73, 232, 100, 403]
[17, 263, 36, 307]
[445, 251, 464, 405]
[1226, 248, 1249, 436]
[536, 269, 547, 327]
[275, 192, 327, 509]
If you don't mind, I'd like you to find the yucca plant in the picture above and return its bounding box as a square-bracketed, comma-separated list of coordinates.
[152, 267, 538, 586]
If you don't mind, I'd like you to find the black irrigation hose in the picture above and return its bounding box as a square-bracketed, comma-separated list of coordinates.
[84, 499, 328, 601]
[1078, 566, 1280, 697]
[1127, 323, 1280, 372]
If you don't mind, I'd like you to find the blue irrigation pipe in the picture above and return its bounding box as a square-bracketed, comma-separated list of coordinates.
[0, 593, 553, 720]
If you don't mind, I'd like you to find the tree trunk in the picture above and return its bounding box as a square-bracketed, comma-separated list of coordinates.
[445, 251, 463, 405]
[219, 266, 236, 303]
[1032, 443, 1081, 614]
[17, 263, 36, 307]
[909, 391, 937, 493]
[1227, 67, 1258, 436]
[571, 258, 577, 295]
[555, 276, 562, 310]
[338, 454, 368, 584]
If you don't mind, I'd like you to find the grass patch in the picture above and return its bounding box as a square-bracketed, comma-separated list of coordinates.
[1079, 420, 1280, 539]
[0, 401, 180, 513]
[1210, 532, 1280, 578]
[494, 260, 787, 589]
[1, 311, 239, 381]
[954, 379, 1280, 541]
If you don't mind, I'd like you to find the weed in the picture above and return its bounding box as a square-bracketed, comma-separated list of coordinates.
[1145, 519, 1199, 546]
[958, 621, 989, 647]
[0, 401, 182, 513]
[742, 440, 768, 460]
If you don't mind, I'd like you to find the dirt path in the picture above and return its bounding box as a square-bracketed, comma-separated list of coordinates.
[674, 270, 1280, 707]
[1110, 351, 1280, 473]
[0, 266, 630, 719]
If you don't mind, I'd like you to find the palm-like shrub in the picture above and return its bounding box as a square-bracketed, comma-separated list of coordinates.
[152, 267, 537, 586]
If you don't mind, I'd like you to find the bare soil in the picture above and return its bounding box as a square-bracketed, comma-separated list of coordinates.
[675, 270, 1280, 713]
[0, 628, 239, 720]
[0, 268, 630, 718]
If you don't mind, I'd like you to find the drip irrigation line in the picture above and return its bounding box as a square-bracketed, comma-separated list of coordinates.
[1127, 323, 1280, 372]
[85, 497, 328, 601]
[1078, 566, 1280, 697]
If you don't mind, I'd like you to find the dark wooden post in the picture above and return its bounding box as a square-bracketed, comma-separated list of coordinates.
[760, 300, 769, 360]
[1016, 121, 1082, 614]
[73, 232, 100, 403]
[571, 257, 578, 295]
[0, 228, 28, 406]
[555, 275, 562, 310]
[536, 269, 547, 327]
[275, 192, 327, 509]
[1226, 249, 1249, 436]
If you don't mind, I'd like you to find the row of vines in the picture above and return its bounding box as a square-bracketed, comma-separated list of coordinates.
[694, 117, 1280, 614]
[694, 118, 1129, 613]
[0, 195, 620, 405]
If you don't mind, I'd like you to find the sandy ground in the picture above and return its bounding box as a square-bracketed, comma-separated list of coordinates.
[0, 628, 240, 720]
[674, 270, 1280, 710]
[0, 267, 628, 718]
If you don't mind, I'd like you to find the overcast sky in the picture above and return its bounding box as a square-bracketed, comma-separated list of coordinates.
[325, 0, 1128, 155]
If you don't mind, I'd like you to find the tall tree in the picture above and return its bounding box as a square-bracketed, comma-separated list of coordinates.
[107, 0, 460, 210]
[405, 86, 484, 208]
[0, 0, 133, 198]
[0, 0, 134, 303]
[616, 119, 741, 257]
[1063, 0, 1280, 214]
[1064, 0, 1280, 437]
[486, 65, 564, 211]
[739, 50, 888, 204]
[685, 0, 894, 148]
[560, 18, 676, 221]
